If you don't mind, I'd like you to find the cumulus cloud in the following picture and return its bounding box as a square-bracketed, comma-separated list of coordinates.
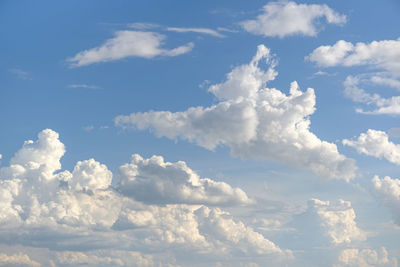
[343, 75, 400, 115]
[67, 31, 194, 67]
[343, 129, 400, 165]
[307, 38, 400, 76]
[115, 45, 356, 180]
[336, 247, 398, 267]
[0, 129, 287, 265]
[293, 198, 366, 245]
[0, 252, 41, 267]
[166, 27, 225, 38]
[240, 1, 346, 38]
[117, 154, 252, 205]
[372, 175, 400, 225]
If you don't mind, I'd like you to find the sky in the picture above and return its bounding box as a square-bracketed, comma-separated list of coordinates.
[1, 0, 400, 266]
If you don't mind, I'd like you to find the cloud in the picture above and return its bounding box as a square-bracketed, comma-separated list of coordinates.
[9, 68, 32, 80]
[343, 75, 400, 115]
[372, 175, 400, 225]
[307, 38, 400, 76]
[66, 31, 194, 67]
[336, 247, 398, 267]
[166, 27, 225, 38]
[117, 154, 253, 205]
[67, 84, 100, 89]
[240, 1, 346, 38]
[0, 129, 288, 265]
[0, 252, 41, 267]
[292, 198, 366, 246]
[115, 45, 356, 181]
[343, 129, 400, 165]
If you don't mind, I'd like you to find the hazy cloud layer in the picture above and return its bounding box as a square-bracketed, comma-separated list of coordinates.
[343, 129, 400, 165]
[67, 31, 194, 67]
[240, 1, 346, 38]
[115, 45, 356, 180]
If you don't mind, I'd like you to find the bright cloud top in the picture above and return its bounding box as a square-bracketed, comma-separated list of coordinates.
[67, 31, 194, 67]
[115, 45, 356, 180]
[240, 1, 346, 38]
[117, 154, 252, 205]
[343, 75, 400, 115]
[343, 129, 400, 165]
[307, 38, 400, 76]
[336, 247, 398, 267]
[372, 175, 400, 225]
[0, 129, 289, 265]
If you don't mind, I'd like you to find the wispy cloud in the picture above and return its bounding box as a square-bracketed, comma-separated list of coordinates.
[166, 27, 225, 38]
[9, 68, 32, 80]
[67, 84, 100, 89]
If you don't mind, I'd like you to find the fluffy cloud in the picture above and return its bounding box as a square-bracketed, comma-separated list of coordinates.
[117, 154, 252, 205]
[307, 38, 400, 76]
[343, 129, 400, 165]
[0, 252, 41, 267]
[0, 129, 287, 265]
[240, 1, 346, 38]
[372, 175, 400, 225]
[115, 45, 356, 180]
[293, 198, 366, 245]
[67, 31, 194, 67]
[336, 247, 398, 267]
[343, 75, 400, 115]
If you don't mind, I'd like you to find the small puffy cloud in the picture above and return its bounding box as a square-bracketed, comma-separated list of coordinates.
[67, 31, 194, 67]
[293, 198, 366, 245]
[372, 175, 400, 225]
[166, 27, 225, 38]
[307, 38, 400, 76]
[343, 75, 400, 115]
[115, 45, 356, 180]
[240, 1, 346, 38]
[336, 247, 398, 267]
[70, 159, 112, 191]
[0, 252, 41, 267]
[343, 129, 400, 165]
[117, 154, 253, 205]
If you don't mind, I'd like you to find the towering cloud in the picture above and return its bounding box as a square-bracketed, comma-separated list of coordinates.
[115, 45, 356, 180]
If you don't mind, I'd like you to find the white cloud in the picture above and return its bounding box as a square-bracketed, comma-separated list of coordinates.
[67, 84, 100, 89]
[67, 31, 194, 67]
[0, 129, 288, 265]
[240, 1, 346, 38]
[0, 252, 41, 267]
[336, 247, 398, 267]
[9, 68, 32, 80]
[343, 75, 400, 115]
[115, 45, 356, 181]
[372, 175, 400, 225]
[117, 154, 253, 205]
[307, 38, 400, 76]
[166, 27, 225, 38]
[293, 198, 366, 245]
[343, 129, 400, 165]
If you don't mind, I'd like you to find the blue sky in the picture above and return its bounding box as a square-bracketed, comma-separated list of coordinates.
[1, 1, 400, 266]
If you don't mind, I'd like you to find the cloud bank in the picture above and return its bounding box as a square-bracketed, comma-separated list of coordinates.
[115, 45, 356, 180]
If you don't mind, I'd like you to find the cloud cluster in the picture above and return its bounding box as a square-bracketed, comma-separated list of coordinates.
[372, 175, 400, 225]
[343, 75, 400, 115]
[343, 129, 400, 165]
[115, 45, 356, 180]
[0, 129, 288, 266]
[0, 252, 41, 267]
[240, 1, 346, 38]
[293, 198, 366, 246]
[336, 247, 398, 267]
[67, 31, 194, 67]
